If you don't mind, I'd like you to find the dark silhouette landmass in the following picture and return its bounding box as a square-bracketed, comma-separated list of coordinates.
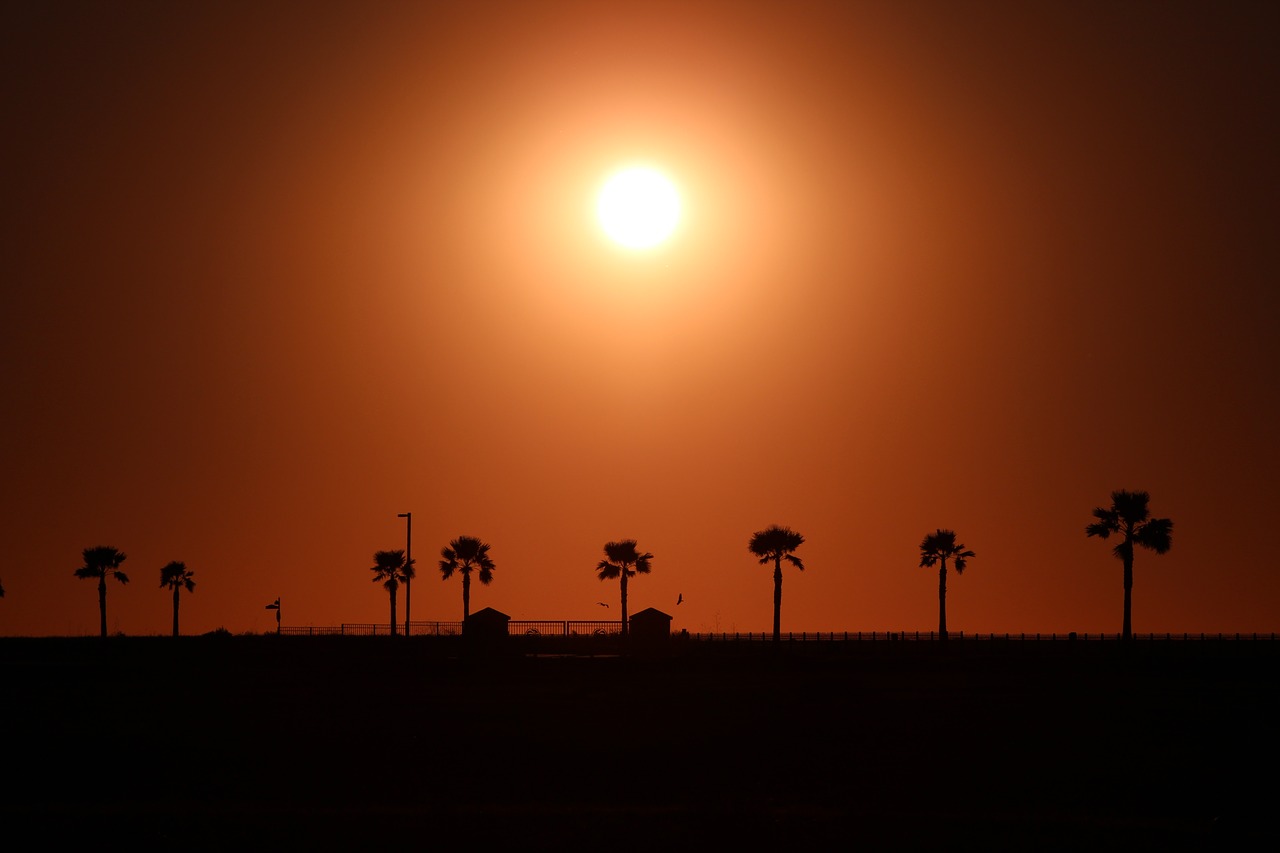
[2, 635, 1274, 850]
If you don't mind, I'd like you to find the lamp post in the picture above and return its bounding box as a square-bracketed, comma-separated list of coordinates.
[265, 597, 280, 635]
[398, 512, 412, 636]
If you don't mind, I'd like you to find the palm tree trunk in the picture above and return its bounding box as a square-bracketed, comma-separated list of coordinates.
[389, 584, 398, 636]
[463, 572, 471, 621]
[1122, 554, 1133, 641]
[172, 586, 180, 637]
[98, 575, 107, 639]
[773, 557, 782, 643]
[620, 571, 629, 638]
[938, 561, 948, 640]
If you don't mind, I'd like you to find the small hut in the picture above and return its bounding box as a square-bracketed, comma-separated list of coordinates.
[629, 607, 673, 652]
[464, 607, 510, 642]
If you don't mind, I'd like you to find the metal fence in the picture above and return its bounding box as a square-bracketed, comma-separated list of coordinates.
[278, 620, 622, 637]
[281, 621, 462, 637]
[510, 620, 621, 636]
[687, 631, 1279, 642]
[276, 626, 1277, 641]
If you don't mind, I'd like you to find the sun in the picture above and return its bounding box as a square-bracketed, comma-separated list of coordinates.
[596, 166, 681, 249]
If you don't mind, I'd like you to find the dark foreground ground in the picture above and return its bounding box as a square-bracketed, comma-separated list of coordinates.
[2, 635, 1277, 850]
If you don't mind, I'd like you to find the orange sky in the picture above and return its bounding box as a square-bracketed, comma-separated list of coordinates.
[3, 0, 1278, 637]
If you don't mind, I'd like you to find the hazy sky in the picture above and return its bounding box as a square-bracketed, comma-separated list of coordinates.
[3, 0, 1277, 637]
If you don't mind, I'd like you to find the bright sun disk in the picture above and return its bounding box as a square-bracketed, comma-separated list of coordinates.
[596, 166, 681, 249]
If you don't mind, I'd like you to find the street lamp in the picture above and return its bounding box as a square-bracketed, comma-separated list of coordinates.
[398, 512, 412, 636]
[265, 597, 280, 635]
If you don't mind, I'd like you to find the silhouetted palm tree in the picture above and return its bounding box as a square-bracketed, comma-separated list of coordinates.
[439, 536, 495, 622]
[159, 561, 196, 637]
[1086, 489, 1173, 641]
[370, 549, 412, 636]
[596, 540, 652, 638]
[918, 529, 974, 640]
[748, 525, 805, 642]
[75, 545, 128, 638]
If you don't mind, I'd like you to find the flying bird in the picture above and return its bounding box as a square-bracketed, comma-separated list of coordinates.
[677, 593, 683, 605]
[596, 601, 609, 607]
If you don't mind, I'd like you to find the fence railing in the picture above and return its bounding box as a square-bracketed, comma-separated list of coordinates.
[280, 621, 462, 637]
[276, 626, 1277, 642]
[278, 620, 622, 637]
[686, 631, 1279, 642]
[510, 621, 621, 636]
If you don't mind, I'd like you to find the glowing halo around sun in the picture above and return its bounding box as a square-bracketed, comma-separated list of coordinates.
[596, 166, 681, 249]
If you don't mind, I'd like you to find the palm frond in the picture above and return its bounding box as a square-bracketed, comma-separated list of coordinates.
[450, 536, 485, 563]
[1111, 490, 1151, 525]
[440, 536, 496, 583]
[439, 544, 458, 579]
[371, 549, 407, 582]
[76, 545, 127, 580]
[112, 570, 130, 585]
[1136, 517, 1173, 554]
[599, 540, 652, 578]
[160, 560, 194, 590]
[748, 525, 805, 578]
[1091, 505, 1117, 522]
[604, 540, 640, 565]
[919, 529, 974, 574]
[1084, 521, 1113, 539]
[748, 525, 804, 560]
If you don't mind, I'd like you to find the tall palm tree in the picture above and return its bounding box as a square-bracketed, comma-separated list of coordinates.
[1086, 489, 1173, 641]
[75, 545, 129, 638]
[370, 549, 412, 636]
[748, 525, 805, 642]
[596, 539, 652, 638]
[159, 561, 196, 637]
[918, 529, 974, 640]
[439, 536, 495, 622]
